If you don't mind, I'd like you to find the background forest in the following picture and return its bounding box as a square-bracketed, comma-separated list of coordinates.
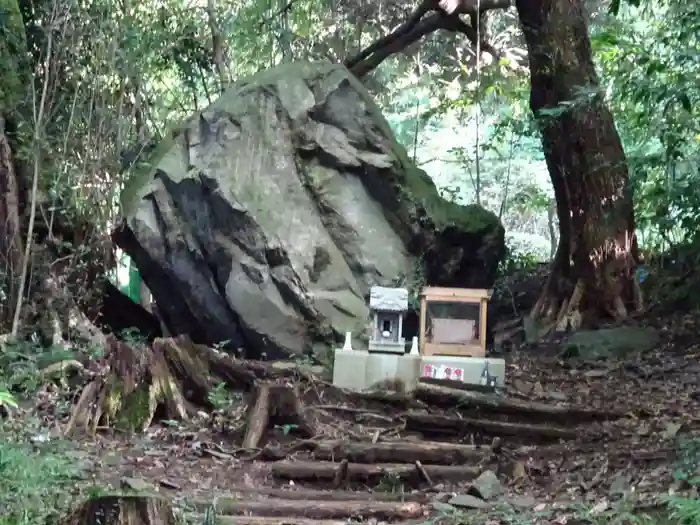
[4, 0, 699, 287]
[1, 0, 700, 523]
[0, 0, 695, 429]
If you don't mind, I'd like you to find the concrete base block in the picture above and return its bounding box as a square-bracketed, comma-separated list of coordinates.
[332, 348, 368, 391]
[366, 352, 421, 392]
[332, 348, 422, 393]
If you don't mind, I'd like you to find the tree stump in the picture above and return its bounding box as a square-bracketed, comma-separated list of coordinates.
[242, 382, 315, 449]
[61, 496, 176, 525]
[64, 336, 188, 436]
[64, 334, 314, 436]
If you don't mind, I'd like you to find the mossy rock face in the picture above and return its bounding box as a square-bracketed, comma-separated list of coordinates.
[362, 160, 505, 289]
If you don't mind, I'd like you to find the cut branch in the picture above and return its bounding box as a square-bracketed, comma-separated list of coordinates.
[242, 383, 272, 449]
[242, 382, 316, 448]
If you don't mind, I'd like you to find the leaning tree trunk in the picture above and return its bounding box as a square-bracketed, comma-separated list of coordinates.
[516, 0, 642, 330]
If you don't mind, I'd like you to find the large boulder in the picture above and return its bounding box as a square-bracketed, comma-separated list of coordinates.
[114, 61, 505, 359]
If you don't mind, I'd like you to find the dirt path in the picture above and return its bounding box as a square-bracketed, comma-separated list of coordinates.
[34, 328, 700, 524]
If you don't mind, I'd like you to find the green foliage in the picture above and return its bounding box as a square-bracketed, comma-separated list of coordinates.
[0, 0, 29, 113]
[592, 2, 700, 250]
[0, 339, 80, 393]
[498, 247, 541, 276]
[667, 496, 700, 525]
[0, 434, 86, 525]
[0, 389, 17, 409]
[207, 381, 233, 409]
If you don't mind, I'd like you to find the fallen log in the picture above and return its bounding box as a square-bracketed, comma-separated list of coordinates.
[61, 495, 175, 525]
[312, 439, 488, 464]
[192, 498, 423, 520]
[415, 384, 624, 424]
[187, 517, 347, 525]
[404, 412, 576, 441]
[271, 460, 480, 485]
[361, 384, 623, 424]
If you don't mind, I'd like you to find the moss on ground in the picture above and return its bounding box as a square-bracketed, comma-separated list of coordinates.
[0, 424, 89, 525]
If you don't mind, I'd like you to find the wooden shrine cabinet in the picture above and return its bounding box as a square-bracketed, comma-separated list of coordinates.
[418, 287, 490, 357]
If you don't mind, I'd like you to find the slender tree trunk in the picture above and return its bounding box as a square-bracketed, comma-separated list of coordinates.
[0, 114, 24, 328]
[516, 0, 641, 330]
[206, 0, 230, 92]
[0, 0, 30, 330]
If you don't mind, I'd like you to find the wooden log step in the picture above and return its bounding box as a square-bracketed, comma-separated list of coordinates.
[362, 383, 623, 424]
[404, 412, 576, 441]
[186, 498, 423, 520]
[271, 460, 481, 484]
[312, 439, 489, 464]
[190, 486, 429, 503]
[414, 384, 623, 423]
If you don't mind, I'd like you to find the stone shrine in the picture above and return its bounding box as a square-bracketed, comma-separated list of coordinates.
[368, 286, 408, 354]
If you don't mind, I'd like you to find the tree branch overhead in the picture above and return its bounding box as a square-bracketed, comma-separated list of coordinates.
[345, 0, 514, 78]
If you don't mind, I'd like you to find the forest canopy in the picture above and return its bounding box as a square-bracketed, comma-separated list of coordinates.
[0, 0, 698, 337]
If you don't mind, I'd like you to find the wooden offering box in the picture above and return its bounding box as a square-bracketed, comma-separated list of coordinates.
[419, 287, 490, 357]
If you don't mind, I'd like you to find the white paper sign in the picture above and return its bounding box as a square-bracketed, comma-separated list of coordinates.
[422, 364, 465, 382]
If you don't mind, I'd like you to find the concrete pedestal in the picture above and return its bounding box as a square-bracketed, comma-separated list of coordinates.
[366, 351, 421, 393]
[332, 347, 421, 393]
[332, 348, 368, 391]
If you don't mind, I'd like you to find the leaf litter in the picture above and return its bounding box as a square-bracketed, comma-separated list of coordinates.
[8, 315, 700, 524]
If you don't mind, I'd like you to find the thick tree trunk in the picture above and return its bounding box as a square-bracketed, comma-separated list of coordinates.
[516, 0, 642, 330]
